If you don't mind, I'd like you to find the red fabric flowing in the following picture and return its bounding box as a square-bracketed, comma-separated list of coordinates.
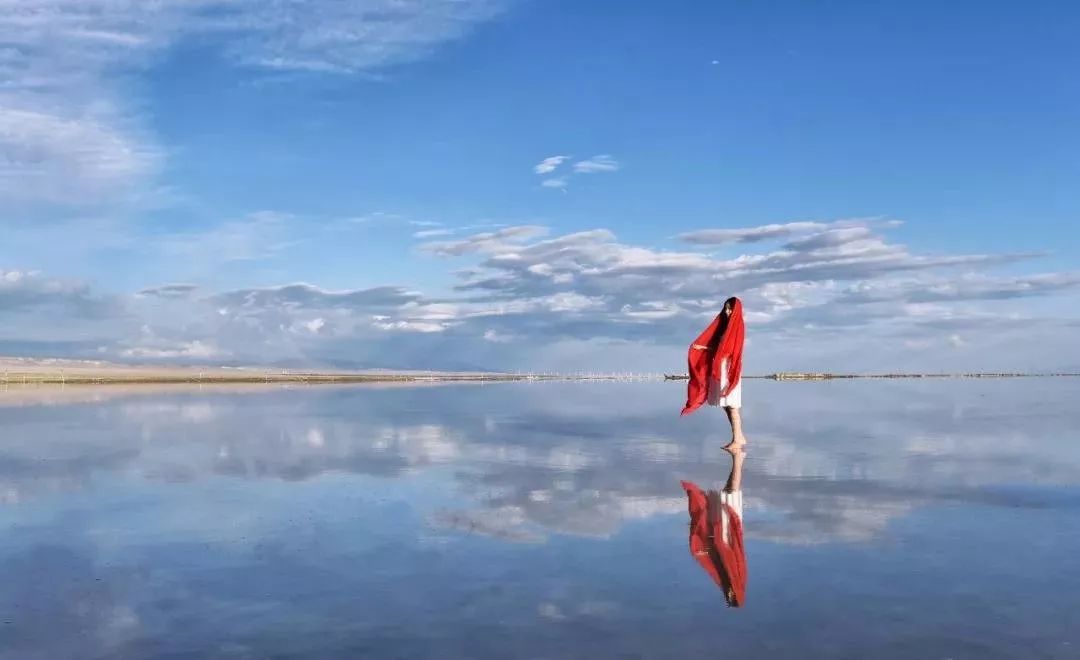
[681, 480, 747, 607]
[680, 298, 745, 416]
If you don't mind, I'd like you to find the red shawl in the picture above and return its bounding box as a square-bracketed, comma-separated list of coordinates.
[681, 480, 747, 607]
[680, 298, 745, 416]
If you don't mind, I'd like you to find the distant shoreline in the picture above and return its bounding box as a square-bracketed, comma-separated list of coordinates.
[2, 357, 1077, 386]
[1, 367, 1077, 387]
[0, 369, 570, 386]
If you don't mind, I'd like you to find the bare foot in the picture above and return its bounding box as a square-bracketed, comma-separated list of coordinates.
[723, 436, 747, 451]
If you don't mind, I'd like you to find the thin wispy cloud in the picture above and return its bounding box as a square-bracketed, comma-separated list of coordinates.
[533, 155, 568, 175]
[679, 221, 833, 245]
[156, 211, 297, 263]
[420, 225, 549, 256]
[0, 0, 510, 208]
[0, 107, 160, 206]
[678, 219, 900, 246]
[212, 283, 422, 310]
[136, 284, 199, 299]
[534, 154, 620, 190]
[572, 155, 620, 174]
[414, 228, 456, 239]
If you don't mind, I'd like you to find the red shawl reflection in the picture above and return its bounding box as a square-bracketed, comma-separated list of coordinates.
[681, 480, 747, 607]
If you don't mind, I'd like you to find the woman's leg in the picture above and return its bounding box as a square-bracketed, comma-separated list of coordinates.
[723, 445, 745, 492]
[723, 406, 747, 449]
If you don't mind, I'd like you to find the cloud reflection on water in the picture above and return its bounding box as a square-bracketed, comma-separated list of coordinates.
[2, 380, 1080, 659]
[2, 380, 1078, 546]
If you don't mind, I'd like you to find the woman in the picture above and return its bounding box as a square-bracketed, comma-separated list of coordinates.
[681, 297, 747, 449]
[680, 447, 747, 607]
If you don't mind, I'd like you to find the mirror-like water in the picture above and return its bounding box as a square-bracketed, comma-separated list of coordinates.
[1, 379, 1078, 659]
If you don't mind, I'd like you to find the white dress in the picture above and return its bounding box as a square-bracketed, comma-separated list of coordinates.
[719, 490, 743, 544]
[707, 489, 744, 545]
[707, 357, 742, 409]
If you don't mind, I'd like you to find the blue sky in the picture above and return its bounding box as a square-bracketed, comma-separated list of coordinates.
[1, 0, 1078, 371]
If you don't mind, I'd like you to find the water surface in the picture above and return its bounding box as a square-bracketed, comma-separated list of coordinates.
[1, 379, 1078, 658]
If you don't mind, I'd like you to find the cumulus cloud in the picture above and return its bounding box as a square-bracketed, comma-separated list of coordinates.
[402, 219, 1075, 369]
[4, 217, 1079, 372]
[0, 270, 117, 318]
[0, 270, 133, 358]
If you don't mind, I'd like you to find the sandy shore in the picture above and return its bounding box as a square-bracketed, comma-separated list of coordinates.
[0, 356, 536, 385]
[0, 380, 485, 408]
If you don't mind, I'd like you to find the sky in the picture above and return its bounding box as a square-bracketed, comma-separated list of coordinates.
[1, 0, 1078, 373]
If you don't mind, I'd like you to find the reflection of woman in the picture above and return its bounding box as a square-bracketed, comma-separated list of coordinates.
[681, 297, 747, 449]
[681, 448, 747, 607]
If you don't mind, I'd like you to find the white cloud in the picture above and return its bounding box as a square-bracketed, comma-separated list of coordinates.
[136, 283, 198, 299]
[483, 329, 513, 343]
[535, 154, 619, 190]
[0, 269, 116, 318]
[373, 319, 450, 333]
[4, 362, 1074, 564]
[572, 155, 619, 174]
[120, 340, 224, 360]
[213, 0, 508, 74]
[407, 220, 1075, 364]
[0, 0, 510, 207]
[213, 282, 422, 310]
[419, 225, 549, 256]
[5, 218, 1079, 373]
[413, 228, 455, 239]
[0, 107, 160, 205]
[533, 155, 568, 174]
[837, 272, 1080, 304]
[678, 221, 832, 245]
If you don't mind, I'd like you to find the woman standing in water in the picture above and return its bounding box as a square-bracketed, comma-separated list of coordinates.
[681, 297, 747, 449]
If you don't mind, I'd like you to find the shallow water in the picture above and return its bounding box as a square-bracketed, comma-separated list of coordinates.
[1, 379, 1078, 659]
